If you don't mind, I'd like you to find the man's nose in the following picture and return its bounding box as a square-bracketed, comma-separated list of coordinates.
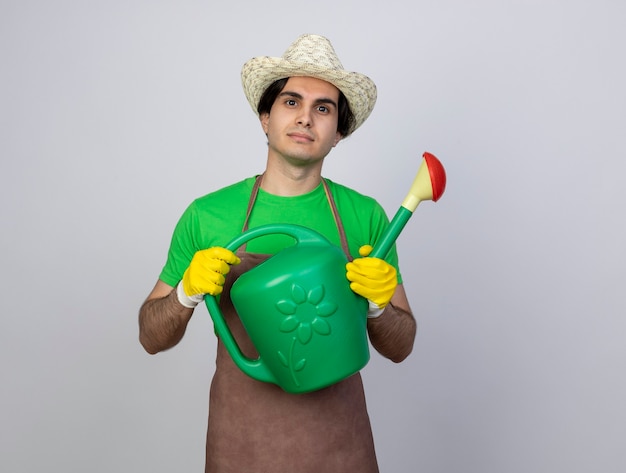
[296, 107, 312, 127]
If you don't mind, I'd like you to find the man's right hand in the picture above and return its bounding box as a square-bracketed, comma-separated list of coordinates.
[176, 247, 241, 308]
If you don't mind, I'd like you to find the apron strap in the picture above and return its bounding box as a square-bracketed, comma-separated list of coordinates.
[241, 174, 263, 234]
[321, 178, 352, 261]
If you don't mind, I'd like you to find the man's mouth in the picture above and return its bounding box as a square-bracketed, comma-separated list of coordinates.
[287, 132, 314, 143]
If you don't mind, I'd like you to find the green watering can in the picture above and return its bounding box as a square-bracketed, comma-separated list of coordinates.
[205, 152, 446, 394]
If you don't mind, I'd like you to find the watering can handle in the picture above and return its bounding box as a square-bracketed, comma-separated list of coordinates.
[205, 224, 333, 385]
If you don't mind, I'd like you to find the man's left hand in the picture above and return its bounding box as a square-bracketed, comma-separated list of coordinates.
[346, 245, 397, 313]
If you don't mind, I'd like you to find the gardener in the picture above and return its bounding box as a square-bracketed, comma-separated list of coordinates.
[139, 34, 416, 473]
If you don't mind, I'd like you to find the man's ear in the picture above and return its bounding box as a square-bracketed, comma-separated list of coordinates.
[260, 113, 270, 135]
[333, 131, 343, 147]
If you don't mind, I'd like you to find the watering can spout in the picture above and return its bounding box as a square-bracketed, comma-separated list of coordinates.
[401, 152, 447, 211]
[370, 152, 447, 260]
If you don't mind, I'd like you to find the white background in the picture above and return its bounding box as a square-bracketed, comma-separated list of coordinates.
[2, 1, 625, 472]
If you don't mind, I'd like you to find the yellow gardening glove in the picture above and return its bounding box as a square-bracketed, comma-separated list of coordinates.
[346, 245, 397, 317]
[176, 247, 241, 308]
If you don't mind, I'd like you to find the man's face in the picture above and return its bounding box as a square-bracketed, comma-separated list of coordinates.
[261, 76, 342, 167]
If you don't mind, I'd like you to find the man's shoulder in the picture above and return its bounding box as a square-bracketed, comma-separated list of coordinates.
[325, 178, 380, 207]
[191, 177, 256, 208]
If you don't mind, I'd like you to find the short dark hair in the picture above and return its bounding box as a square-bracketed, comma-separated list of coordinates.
[257, 78, 356, 138]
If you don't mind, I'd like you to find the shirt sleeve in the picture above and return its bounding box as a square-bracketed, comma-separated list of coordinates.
[158, 202, 201, 287]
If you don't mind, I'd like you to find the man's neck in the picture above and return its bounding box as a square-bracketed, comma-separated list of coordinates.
[261, 159, 324, 196]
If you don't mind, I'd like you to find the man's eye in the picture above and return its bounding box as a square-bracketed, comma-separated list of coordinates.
[286, 99, 297, 106]
[318, 106, 328, 113]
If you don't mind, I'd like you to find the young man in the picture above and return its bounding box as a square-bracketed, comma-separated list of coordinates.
[139, 34, 416, 472]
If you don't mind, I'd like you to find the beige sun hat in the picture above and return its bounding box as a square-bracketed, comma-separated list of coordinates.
[241, 34, 377, 135]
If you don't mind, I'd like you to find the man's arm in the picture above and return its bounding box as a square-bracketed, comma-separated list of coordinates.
[366, 284, 416, 363]
[138, 280, 194, 354]
[139, 247, 240, 354]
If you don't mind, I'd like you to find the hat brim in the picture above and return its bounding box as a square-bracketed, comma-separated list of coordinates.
[241, 56, 377, 135]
